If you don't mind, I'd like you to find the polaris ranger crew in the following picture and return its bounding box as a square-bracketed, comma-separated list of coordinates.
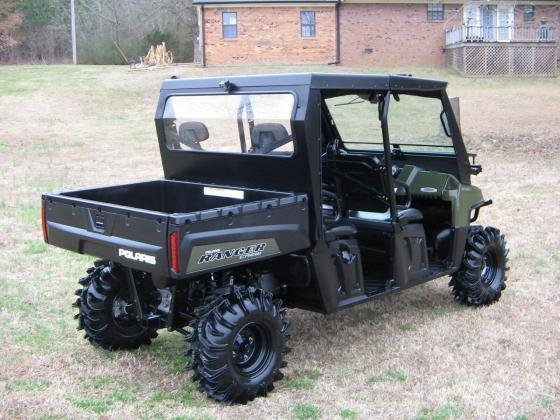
[42, 73, 509, 403]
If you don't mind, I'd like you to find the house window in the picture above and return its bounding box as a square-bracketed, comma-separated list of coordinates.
[523, 6, 535, 22]
[222, 12, 237, 39]
[427, 3, 444, 21]
[301, 11, 316, 38]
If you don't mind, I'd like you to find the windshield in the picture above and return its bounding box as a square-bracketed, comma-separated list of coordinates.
[388, 95, 454, 153]
[325, 94, 383, 151]
[325, 93, 454, 154]
[163, 93, 295, 156]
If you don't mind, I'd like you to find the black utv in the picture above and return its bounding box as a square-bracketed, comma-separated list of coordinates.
[42, 73, 508, 403]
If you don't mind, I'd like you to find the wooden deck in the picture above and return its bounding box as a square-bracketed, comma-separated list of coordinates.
[446, 42, 557, 77]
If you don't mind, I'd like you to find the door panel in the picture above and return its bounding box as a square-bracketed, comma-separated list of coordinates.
[497, 7, 512, 41]
[482, 6, 496, 41]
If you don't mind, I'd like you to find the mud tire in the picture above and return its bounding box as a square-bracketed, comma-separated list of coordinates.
[186, 287, 290, 404]
[74, 261, 157, 350]
[450, 226, 509, 306]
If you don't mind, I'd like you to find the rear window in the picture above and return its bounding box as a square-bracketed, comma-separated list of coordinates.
[162, 93, 295, 156]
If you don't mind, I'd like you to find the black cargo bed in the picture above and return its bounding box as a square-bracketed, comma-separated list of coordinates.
[42, 180, 309, 280]
[60, 180, 290, 215]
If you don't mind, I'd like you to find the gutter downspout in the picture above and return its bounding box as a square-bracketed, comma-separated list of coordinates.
[198, 5, 206, 67]
[328, 0, 340, 65]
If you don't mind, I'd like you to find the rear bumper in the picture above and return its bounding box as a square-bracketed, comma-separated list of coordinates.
[47, 221, 170, 276]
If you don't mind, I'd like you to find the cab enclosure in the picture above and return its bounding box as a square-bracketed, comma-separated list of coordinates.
[152, 73, 486, 314]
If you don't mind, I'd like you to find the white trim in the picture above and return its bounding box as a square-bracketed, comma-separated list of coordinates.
[203, 3, 334, 7]
[342, 0, 555, 4]
[204, 187, 245, 199]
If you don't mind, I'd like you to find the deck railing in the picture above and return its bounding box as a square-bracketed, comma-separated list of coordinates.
[445, 25, 557, 46]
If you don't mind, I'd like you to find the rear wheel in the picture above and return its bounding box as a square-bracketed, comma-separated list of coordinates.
[74, 261, 157, 350]
[450, 226, 509, 306]
[186, 287, 290, 404]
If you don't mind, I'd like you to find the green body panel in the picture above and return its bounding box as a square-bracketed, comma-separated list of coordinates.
[445, 183, 484, 227]
[398, 165, 484, 227]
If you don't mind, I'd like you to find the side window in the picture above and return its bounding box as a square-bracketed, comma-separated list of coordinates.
[523, 6, 535, 22]
[301, 11, 316, 38]
[222, 12, 237, 39]
[324, 95, 383, 151]
[427, 3, 444, 21]
[388, 95, 454, 153]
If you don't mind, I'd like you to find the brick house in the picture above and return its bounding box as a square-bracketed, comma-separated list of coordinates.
[193, 0, 559, 75]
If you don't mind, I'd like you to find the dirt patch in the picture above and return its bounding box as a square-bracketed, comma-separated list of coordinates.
[466, 131, 560, 156]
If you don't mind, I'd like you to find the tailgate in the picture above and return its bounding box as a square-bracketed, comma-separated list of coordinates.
[42, 194, 170, 276]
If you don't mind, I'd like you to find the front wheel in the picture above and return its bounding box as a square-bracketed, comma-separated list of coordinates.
[450, 226, 509, 306]
[186, 287, 290, 404]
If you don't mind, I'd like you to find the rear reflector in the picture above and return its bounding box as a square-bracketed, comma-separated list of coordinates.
[169, 231, 180, 273]
[41, 203, 48, 243]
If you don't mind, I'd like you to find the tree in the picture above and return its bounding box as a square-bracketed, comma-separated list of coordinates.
[0, 0, 197, 64]
[75, 0, 196, 64]
[0, 1, 23, 54]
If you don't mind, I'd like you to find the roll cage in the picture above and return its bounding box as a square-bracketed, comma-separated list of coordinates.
[155, 73, 475, 244]
[320, 87, 470, 225]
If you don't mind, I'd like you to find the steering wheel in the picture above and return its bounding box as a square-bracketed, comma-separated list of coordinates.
[321, 189, 342, 223]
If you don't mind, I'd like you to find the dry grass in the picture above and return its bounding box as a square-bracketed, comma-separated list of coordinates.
[0, 64, 559, 419]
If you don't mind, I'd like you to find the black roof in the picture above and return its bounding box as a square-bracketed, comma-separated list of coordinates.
[161, 73, 448, 92]
[193, 0, 336, 4]
[194, 0, 558, 3]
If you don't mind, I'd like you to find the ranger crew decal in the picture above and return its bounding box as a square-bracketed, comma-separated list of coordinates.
[198, 243, 267, 264]
[187, 239, 280, 274]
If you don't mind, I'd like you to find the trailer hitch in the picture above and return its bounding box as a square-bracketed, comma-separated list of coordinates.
[125, 271, 172, 329]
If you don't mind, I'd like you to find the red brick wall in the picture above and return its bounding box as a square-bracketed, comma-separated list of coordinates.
[514, 5, 560, 56]
[339, 3, 463, 67]
[514, 4, 559, 27]
[203, 6, 337, 66]
[201, 3, 559, 68]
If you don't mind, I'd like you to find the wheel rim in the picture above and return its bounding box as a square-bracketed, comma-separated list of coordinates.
[112, 295, 137, 328]
[232, 322, 273, 378]
[481, 248, 499, 288]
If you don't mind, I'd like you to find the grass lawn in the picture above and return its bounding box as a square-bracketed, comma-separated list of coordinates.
[0, 64, 559, 419]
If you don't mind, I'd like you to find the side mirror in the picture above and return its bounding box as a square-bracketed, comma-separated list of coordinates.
[440, 110, 452, 137]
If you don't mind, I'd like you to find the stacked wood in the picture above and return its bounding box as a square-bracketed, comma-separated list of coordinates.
[142, 42, 173, 66]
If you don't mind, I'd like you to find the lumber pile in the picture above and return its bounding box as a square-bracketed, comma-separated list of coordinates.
[141, 42, 173, 67]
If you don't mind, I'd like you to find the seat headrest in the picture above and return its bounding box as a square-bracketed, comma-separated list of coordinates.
[250, 123, 290, 154]
[164, 121, 181, 149]
[179, 122, 209, 150]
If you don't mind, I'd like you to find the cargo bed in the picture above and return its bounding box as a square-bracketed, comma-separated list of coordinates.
[42, 180, 310, 282]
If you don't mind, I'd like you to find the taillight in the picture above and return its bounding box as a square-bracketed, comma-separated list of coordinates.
[169, 231, 180, 273]
[41, 202, 48, 243]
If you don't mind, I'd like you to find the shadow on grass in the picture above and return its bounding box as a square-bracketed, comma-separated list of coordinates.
[132, 330, 187, 375]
